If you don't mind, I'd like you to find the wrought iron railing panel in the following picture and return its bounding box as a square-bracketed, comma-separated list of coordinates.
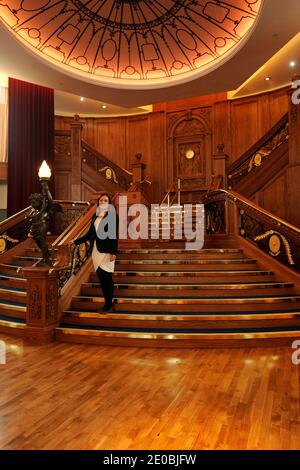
[204, 189, 300, 273]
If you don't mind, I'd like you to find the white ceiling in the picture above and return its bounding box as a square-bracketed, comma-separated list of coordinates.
[55, 90, 152, 117]
[0, 0, 300, 109]
[230, 32, 300, 98]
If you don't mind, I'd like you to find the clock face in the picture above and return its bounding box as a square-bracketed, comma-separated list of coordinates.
[185, 149, 195, 160]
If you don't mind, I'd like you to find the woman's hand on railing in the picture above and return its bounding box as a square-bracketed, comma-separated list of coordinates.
[110, 254, 116, 261]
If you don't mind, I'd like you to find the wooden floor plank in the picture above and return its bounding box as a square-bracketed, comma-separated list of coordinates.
[0, 333, 300, 450]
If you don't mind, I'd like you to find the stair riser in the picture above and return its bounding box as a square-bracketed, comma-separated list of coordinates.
[116, 253, 245, 260]
[56, 332, 300, 348]
[118, 249, 242, 255]
[71, 300, 300, 313]
[0, 324, 25, 337]
[81, 287, 295, 298]
[92, 274, 277, 283]
[11, 259, 39, 267]
[0, 266, 22, 276]
[0, 291, 26, 303]
[62, 316, 300, 330]
[0, 307, 26, 319]
[0, 277, 26, 289]
[114, 264, 257, 272]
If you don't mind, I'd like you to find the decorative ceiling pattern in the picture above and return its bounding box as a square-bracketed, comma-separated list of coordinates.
[0, 0, 262, 84]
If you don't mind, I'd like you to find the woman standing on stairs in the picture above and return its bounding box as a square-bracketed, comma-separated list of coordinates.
[74, 193, 119, 313]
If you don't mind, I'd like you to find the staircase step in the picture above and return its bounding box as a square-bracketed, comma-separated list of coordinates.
[0, 299, 26, 321]
[12, 256, 41, 266]
[71, 295, 300, 313]
[117, 252, 245, 260]
[0, 287, 26, 304]
[0, 273, 26, 289]
[61, 310, 300, 330]
[116, 258, 255, 265]
[0, 264, 23, 276]
[56, 325, 300, 348]
[81, 284, 295, 298]
[115, 263, 258, 272]
[118, 249, 242, 254]
[92, 270, 277, 284]
[0, 314, 26, 336]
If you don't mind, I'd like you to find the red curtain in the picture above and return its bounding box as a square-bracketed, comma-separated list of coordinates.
[8, 78, 54, 216]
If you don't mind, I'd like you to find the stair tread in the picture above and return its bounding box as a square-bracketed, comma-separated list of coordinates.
[83, 282, 293, 288]
[74, 294, 300, 300]
[57, 324, 300, 334]
[65, 308, 300, 316]
[112, 270, 272, 274]
[0, 286, 26, 293]
[0, 299, 26, 307]
[117, 249, 242, 253]
[0, 272, 24, 279]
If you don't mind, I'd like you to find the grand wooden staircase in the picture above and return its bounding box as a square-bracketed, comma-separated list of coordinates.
[56, 244, 300, 348]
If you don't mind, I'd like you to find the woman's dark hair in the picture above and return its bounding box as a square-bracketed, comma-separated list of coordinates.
[97, 193, 112, 205]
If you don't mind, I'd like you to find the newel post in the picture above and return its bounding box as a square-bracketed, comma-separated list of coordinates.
[70, 114, 83, 201]
[130, 152, 146, 185]
[23, 267, 59, 343]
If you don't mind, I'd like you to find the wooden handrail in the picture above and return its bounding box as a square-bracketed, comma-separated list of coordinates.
[0, 206, 31, 233]
[227, 113, 288, 176]
[55, 130, 71, 137]
[82, 140, 132, 180]
[205, 189, 300, 238]
[52, 203, 96, 248]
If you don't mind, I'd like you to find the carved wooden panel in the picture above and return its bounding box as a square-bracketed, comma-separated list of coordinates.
[28, 284, 42, 321]
[55, 135, 71, 161]
[167, 108, 212, 189]
[46, 281, 57, 323]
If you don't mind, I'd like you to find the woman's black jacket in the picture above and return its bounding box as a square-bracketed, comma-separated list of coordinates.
[74, 210, 119, 255]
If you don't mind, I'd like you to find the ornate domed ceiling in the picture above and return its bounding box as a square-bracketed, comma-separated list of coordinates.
[0, 0, 262, 86]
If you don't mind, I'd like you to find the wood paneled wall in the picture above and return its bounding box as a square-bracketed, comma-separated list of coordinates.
[252, 170, 288, 221]
[55, 87, 289, 202]
[213, 88, 289, 164]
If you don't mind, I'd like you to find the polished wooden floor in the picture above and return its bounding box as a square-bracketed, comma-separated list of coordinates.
[0, 333, 300, 450]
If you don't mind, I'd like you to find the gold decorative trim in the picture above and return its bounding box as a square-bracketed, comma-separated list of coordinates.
[0, 234, 19, 254]
[254, 230, 295, 265]
[98, 166, 118, 184]
[56, 327, 300, 341]
[75, 295, 300, 305]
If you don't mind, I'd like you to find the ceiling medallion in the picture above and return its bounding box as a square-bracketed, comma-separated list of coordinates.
[0, 0, 262, 85]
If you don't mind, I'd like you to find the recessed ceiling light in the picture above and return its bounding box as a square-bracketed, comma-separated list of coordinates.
[101, 105, 107, 109]
[265, 77, 271, 81]
[80, 97, 84, 101]
[290, 61, 296, 68]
